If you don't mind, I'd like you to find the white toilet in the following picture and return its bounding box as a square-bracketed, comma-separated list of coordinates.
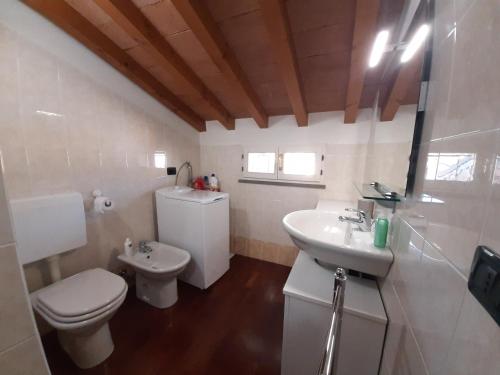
[9, 192, 127, 369]
[118, 241, 190, 308]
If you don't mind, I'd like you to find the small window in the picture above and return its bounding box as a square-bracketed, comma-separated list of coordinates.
[425, 152, 476, 182]
[494, 155, 500, 185]
[282, 153, 316, 176]
[242, 145, 323, 183]
[278, 145, 323, 182]
[248, 152, 276, 174]
[154, 152, 167, 169]
[243, 147, 278, 179]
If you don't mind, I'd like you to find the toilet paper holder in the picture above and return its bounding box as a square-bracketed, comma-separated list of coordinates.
[92, 189, 114, 214]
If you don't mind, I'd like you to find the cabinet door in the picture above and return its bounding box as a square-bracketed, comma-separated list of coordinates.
[281, 296, 330, 375]
[202, 198, 230, 288]
[282, 296, 386, 375]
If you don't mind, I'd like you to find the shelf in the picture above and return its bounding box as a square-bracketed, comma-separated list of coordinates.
[238, 178, 326, 189]
[355, 182, 403, 202]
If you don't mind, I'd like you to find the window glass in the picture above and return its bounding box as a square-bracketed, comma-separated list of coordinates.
[425, 152, 475, 182]
[154, 152, 167, 169]
[247, 152, 275, 174]
[494, 155, 500, 185]
[282, 152, 316, 176]
[425, 153, 439, 180]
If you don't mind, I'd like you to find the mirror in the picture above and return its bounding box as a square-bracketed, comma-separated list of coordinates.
[359, 0, 432, 199]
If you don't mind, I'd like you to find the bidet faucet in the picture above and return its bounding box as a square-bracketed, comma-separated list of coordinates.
[338, 208, 371, 232]
[139, 241, 153, 254]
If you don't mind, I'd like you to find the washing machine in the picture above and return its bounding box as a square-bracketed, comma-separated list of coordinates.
[155, 186, 230, 289]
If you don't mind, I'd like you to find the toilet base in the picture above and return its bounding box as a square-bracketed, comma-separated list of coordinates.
[136, 273, 178, 309]
[58, 322, 114, 369]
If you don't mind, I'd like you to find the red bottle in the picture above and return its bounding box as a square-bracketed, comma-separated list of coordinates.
[193, 177, 205, 190]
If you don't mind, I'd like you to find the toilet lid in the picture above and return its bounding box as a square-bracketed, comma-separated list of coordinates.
[37, 268, 126, 317]
[35, 287, 127, 324]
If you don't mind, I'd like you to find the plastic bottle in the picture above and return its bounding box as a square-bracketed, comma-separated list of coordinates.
[209, 173, 219, 191]
[374, 217, 389, 248]
[124, 238, 133, 257]
[193, 176, 205, 190]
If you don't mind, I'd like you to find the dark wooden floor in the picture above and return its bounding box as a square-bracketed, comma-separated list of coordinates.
[42, 255, 291, 375]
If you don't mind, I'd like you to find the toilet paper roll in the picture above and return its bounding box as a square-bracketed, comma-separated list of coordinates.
[93, 196, 114, 214]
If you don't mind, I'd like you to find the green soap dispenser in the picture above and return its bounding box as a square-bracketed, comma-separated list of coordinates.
[374, 216, 389, 248]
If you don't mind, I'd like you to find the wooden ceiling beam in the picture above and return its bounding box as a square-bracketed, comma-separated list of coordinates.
[258, 0, 307, 127]
[344, 0, 380, 124]
[22, 0, 206, 131]
[93, 0, 235, 130]
[380, 52, 423, 121]
[171, 0, 268, 128]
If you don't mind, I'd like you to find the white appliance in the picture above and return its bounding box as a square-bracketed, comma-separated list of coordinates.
[155, 186, 230, 289]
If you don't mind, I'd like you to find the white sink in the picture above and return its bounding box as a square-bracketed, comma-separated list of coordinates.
[282, 210, 393, 277]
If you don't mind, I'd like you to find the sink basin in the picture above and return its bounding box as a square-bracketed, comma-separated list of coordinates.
[118, 241, 190, 280]
[282, 210, 393, 277]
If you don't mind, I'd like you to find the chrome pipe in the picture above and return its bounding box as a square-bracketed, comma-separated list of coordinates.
[175, 161, 192, 186]
[318, 267, 347, 375]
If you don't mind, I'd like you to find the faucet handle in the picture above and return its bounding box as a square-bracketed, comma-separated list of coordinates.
[345, 208, 366, 218]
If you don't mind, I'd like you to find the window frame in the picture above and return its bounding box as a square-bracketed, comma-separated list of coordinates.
[242, 146, 279, 180]
[242, 145, 324, 184]
[425, 152, 476, 182]
[277, 145, 323, 182]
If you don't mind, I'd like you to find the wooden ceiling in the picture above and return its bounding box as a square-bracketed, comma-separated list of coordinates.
[23, 0, 422, 131]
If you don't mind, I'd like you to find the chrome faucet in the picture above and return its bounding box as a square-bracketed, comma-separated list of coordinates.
[338, 208, 371, 232]
[138, 241, 153, 254]
[175, 161, 193, 187]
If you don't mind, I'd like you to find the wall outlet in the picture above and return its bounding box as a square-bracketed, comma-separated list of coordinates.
[468, 246, 500, 326]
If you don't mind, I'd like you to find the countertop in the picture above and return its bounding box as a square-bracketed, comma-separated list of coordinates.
[283, 251, 387, 324]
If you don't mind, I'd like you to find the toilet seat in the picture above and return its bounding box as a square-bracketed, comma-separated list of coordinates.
[32, 268, 127, 330]
[37, 268, 126, 318]
[34, 287, 127, 324]
[34, 291, 127, 330]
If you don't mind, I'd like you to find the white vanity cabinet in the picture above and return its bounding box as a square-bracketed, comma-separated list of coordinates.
[281, 251, 387, 375]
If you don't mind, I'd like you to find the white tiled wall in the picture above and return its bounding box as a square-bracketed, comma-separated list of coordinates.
[380, 1, 500, 374]
[0, 7, 200, 294]
[0, 171, 49, 374]
[200, 107, 416, 264]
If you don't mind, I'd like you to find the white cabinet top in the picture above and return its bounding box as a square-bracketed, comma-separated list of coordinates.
[156, 186, 228, 204]
[284, 250, 387, 324]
